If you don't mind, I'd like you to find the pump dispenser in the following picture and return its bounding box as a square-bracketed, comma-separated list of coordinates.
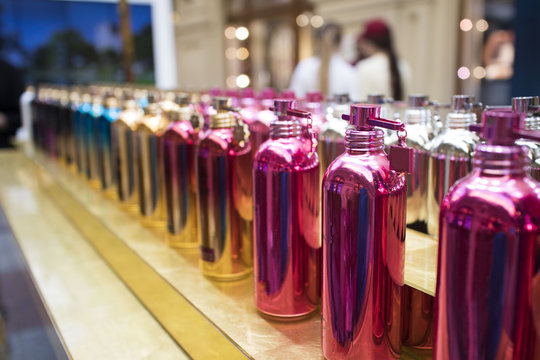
[322, 104, 412, 359]
[434, 109, 540, 359]
[426, 95, 479, 236]
[253, 99, 320, 318]
[197, 97, 253, 280]
[134, 91, 169, 227]
[162, 93, 203, 248]
[513, 96, 540, 181]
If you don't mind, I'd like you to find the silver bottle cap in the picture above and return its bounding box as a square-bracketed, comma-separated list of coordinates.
[512, 96, 539, 113]
[408, 94, 428, 108]
[452, 95, 475, 112]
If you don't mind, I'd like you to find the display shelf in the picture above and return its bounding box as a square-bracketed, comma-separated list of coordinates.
[0, 149, 438, 359]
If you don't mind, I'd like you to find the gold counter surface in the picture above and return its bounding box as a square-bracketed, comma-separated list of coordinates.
[0, 149, 438, 359]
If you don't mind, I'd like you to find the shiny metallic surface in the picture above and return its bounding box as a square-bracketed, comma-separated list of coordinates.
[451, 94, 475, 112]
[435, 145, 540, 359]
[318, 99, 350, 178]
[427, 97, 478, 236]
[434, 110, 540, 359]
[112, 99, 143, 209]
[97, 98, 120, 192]
[73, 95, 92, 177]
[162, 102, 201, 248]
[322, 127, 406, 359]
[249, 90, 276, 153]
[134, 102, 168, 227]
[253, 99, 320, 318]
[84, 96, 103, 186]
[513, 96, 540, 181]
[197, 105, 253, 280]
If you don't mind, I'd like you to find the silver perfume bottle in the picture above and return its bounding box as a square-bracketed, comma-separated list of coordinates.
[512, 96, 540, 181]
[426, 95, 479, 236]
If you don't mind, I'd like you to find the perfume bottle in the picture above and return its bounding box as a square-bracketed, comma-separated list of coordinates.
[250, 87, 276, 154]
[112, 93, 144, 210]
[134, 92, 169, 227]
[434, 109, 540, 359]
[322, 104, 412, 359]
[197, 97, 253, 280]
[96, 92, 121, 193]
[302, 91, 325, 134]
[73, 92, 93, 176]
[318, 93, 350, 178]
[56, 89, 71, 164]
[513, 96, 540, 181]
[64, 89, 80, 169]
[389, 94, 431, 225]
[84, 94, 104, 187]
[426, 95, 479, 236]
[253, 99, 320, 318]
[162, 93, 203, 248]
[239, 88, 259, 126]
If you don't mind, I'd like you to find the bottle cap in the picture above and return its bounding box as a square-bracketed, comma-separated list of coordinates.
[272, 99, 295, 117]
[305, 91, 323, 103]
[470, 108, 540, 145]
[280, 89, 296, 99]
[512, 96, 539, 113]
[452, 95, 475, 111]
[334, 93, 350, 104]
[367, 94, 385, 104]
[408, 94, 428, 108]
[213, 96, 232, 112]
[259, 87, 276, 100]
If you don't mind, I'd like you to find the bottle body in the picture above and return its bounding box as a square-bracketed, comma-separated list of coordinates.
[250, 109, 274, 154]
[253, 136, 321, 318]
[434, 144, 540, 359]
[135, 118, 167, 227]
[112, 118, 138, 209]
[97, 108, 119, 192]
[197, 128, 253, 280]
[322, 129, 406, 359]
[427, 124, 478, 236]
[84, 103, 103, 186]
[74, 102, 92, 177]
[162, 121, 200, 248]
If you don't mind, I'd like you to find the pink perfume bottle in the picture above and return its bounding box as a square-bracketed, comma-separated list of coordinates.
[161, 94, 203, 248]
[253, 99, 320, 318]
[239, 88, 259, 126]
[434, 109, 540, 359]
[513, 96, 540, 181]
[197, 97, 253, 280]
[249, 87, 276, 154]
[322, 104, 412, 359]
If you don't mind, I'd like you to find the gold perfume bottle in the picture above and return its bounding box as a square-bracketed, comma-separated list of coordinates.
[161, 93, 203, 248]
[112, 91, 144, 211]
[134, 91, 169, 227]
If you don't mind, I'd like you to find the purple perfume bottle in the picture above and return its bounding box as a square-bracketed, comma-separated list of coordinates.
[253, 99, 320, 318]
[513, 96, 540, 181]
[426, 95, 479, 236]
[197, 97, 253, 280]
[161, 94, 203, 248]
[434, 109, 540, 359]
[322, 104, 413, 359]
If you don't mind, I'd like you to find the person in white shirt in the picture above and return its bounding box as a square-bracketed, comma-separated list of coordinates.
[289, 23, 359, 101]
[355, 19, 411, 102]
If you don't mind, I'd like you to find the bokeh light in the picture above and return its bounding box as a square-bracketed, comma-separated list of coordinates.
[457, 66, 471, 79]
[236, 47, 249, 60]
[226, 76, 236, 88]
[235, 26, 249, 40]
[311, 15, 324, 28]
[473, 66, 487, 79]
[460, 18, 473, 32]
[236, 74, 250, 88]
[224, 26, 236, 39]
[296, 14, 309, 27]
[225, 47, 236, 60]
[476, 19, 489, 32]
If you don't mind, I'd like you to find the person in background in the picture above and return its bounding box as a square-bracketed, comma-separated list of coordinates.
[0, 59, 24, 147]
[355, 19, 410, 101]
[289, 23, 358, 101]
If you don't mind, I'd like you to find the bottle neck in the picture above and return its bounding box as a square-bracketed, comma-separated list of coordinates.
[270, 116, 303, 139]
[210, 112, 235, 129]
[523, 115, 540, 130]
[405, 108, 430, 125]
[445, 112, 476, 129]
[473, 143, 529, 176]
[345, 128, 385, 153]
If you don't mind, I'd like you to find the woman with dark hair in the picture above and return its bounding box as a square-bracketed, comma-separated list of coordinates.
[355, 19, 410, 101]
[290, 23, 358, 100]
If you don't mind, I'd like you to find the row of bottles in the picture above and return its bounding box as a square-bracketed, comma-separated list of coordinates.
[30, 84, 539, 359]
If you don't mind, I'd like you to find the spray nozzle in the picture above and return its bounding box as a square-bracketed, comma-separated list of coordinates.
[470, 108, 540, 145]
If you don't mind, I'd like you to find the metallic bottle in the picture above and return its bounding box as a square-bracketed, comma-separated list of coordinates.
[74, 92, 93, 177]
[427, 95, 479, 236]
[322, 104, 412, 359]
[85, 94, 104, 187]
[318, 93, 350, 178]
[434, 109, 540, 359]
[249, 87, 276, 154]
[513, 96, 540, 181]
[112, 95, 144, 210]
[197, 97, 253, 280]
[253, 99, 320, 318]
[65, 90, 80, 169]
[393, 94, 431, 224]
[134, 93, 169, 227]
[161, 94, 203, 248]
[97, 93, 120, 193]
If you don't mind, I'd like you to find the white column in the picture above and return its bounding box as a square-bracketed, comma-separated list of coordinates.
[150, 0, 178, 89]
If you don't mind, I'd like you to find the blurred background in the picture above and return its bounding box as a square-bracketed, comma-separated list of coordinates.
[0, 0, 538, 105]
